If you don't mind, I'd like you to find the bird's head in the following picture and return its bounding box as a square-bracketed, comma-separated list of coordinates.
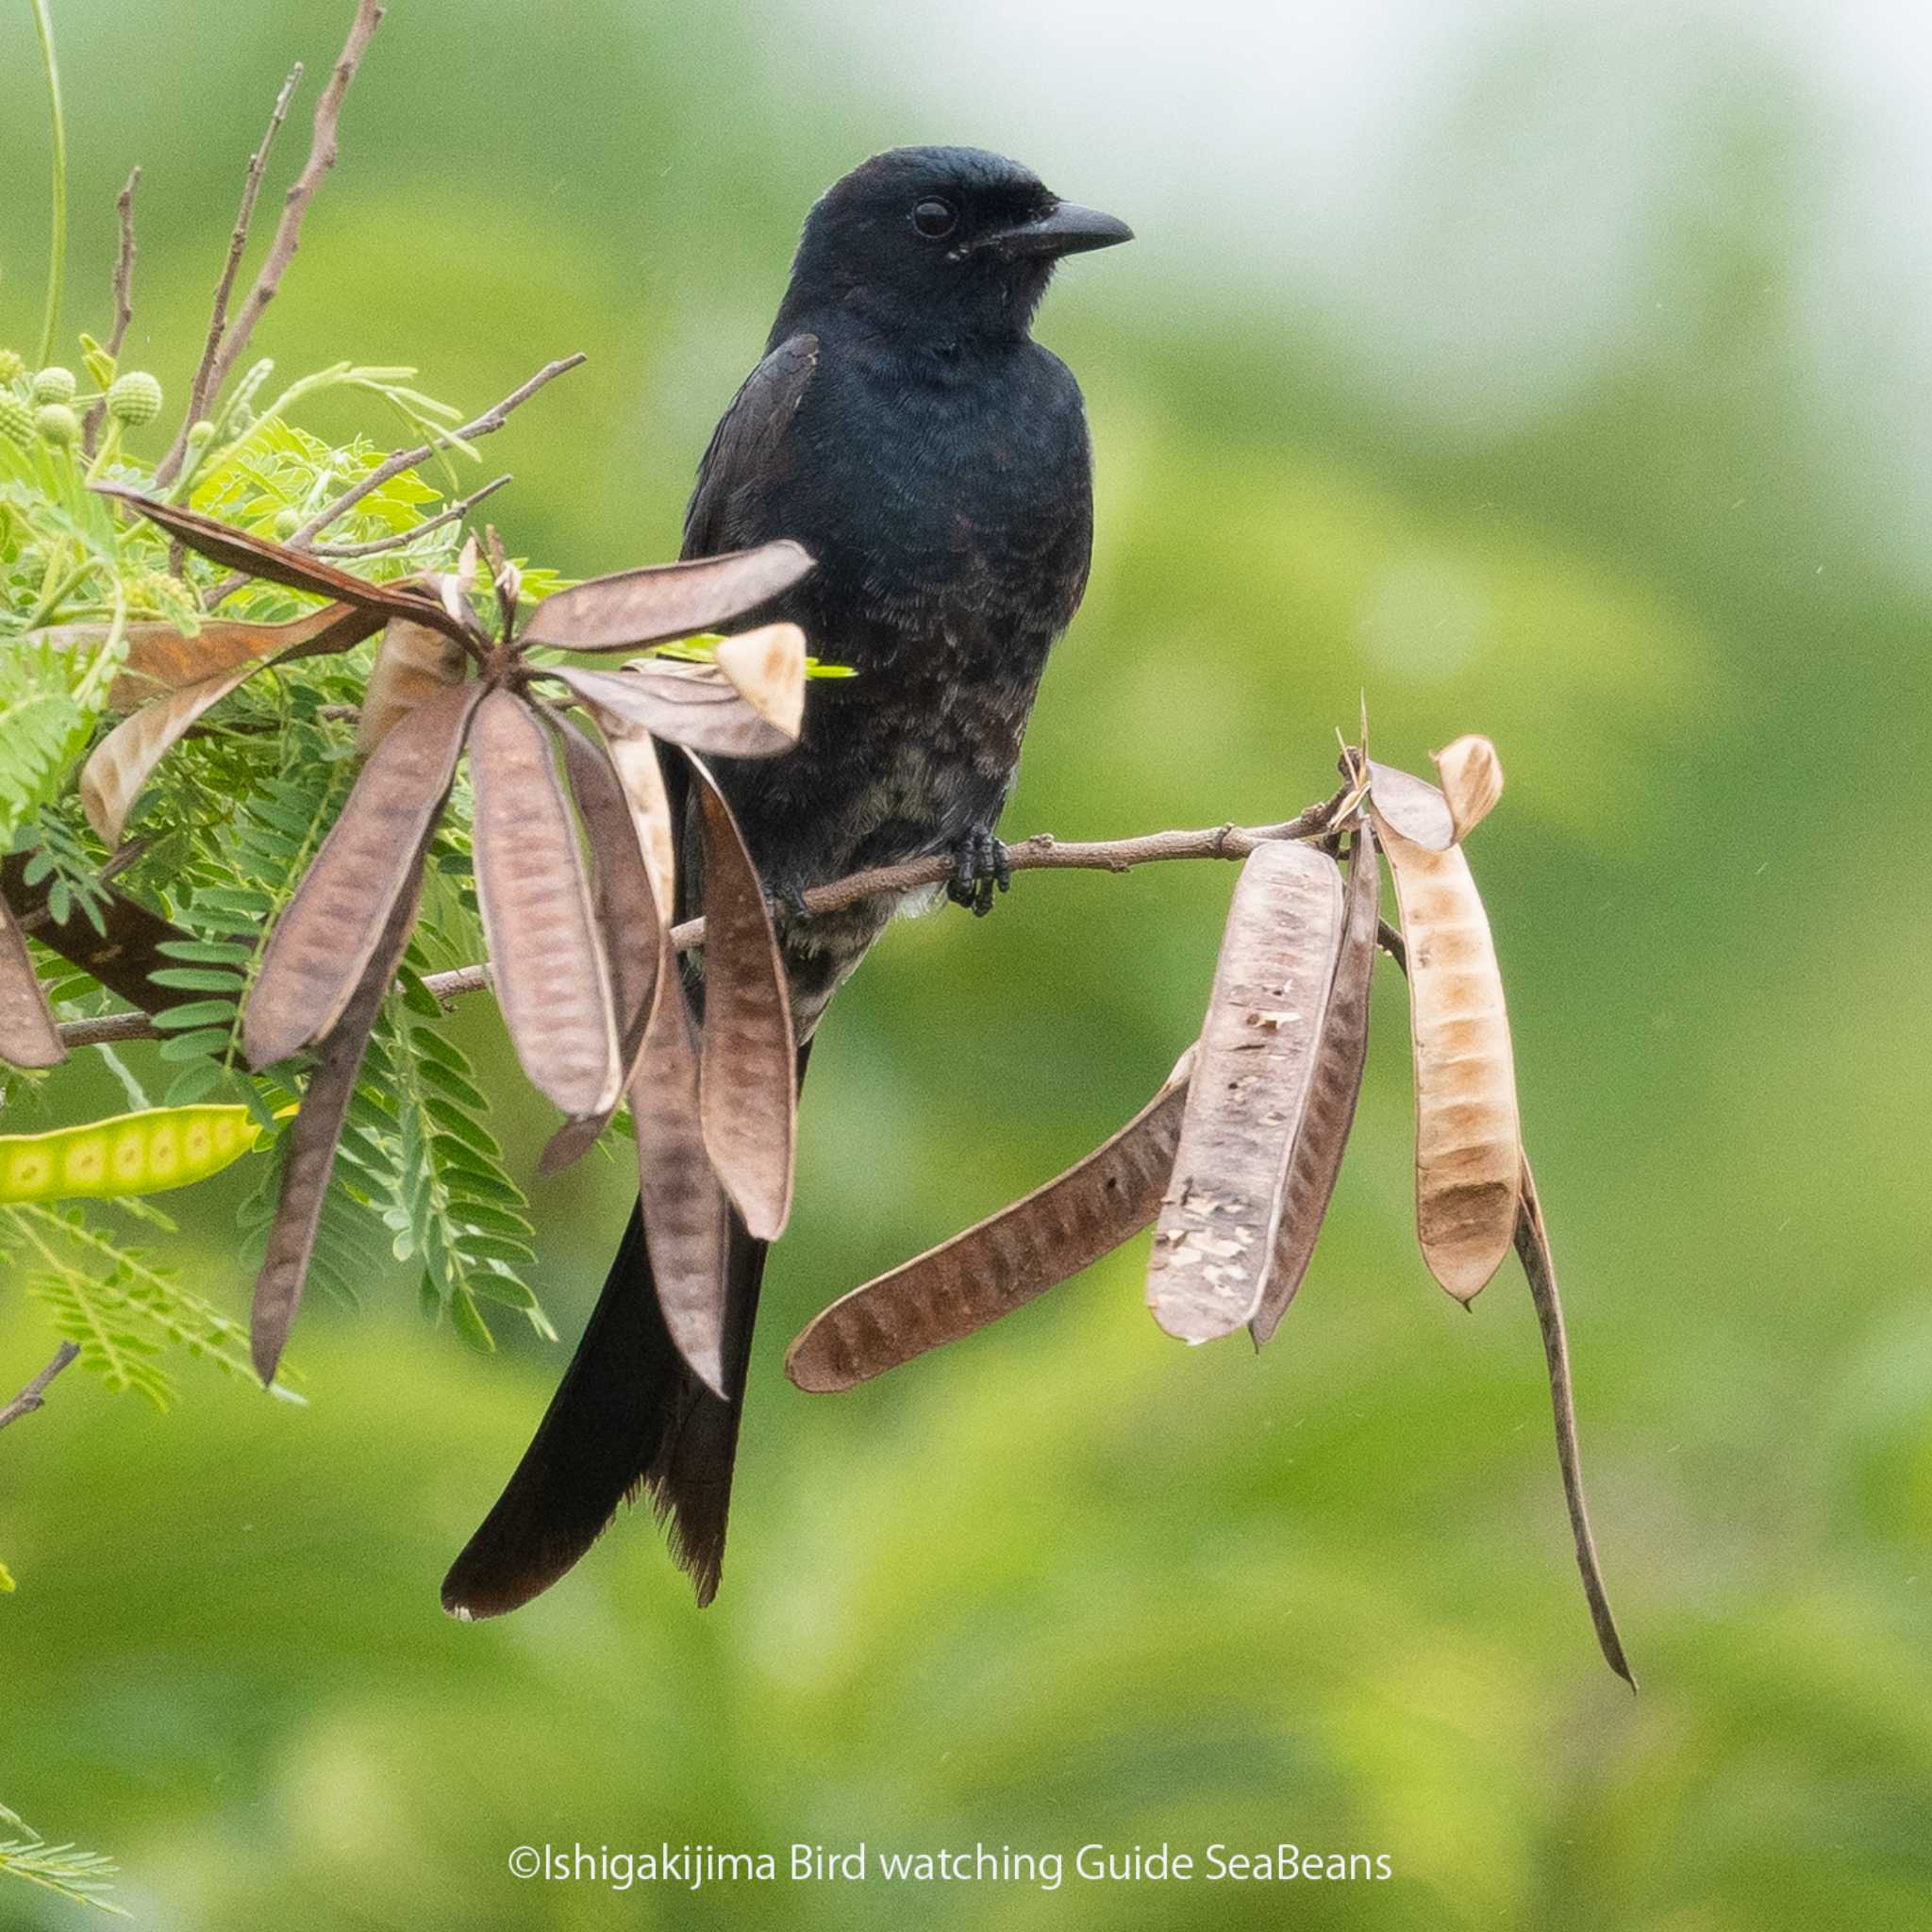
[777, 145, 1131, 345]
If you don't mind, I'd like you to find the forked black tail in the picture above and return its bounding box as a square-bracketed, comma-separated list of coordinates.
[441, 1043, 808, 1618]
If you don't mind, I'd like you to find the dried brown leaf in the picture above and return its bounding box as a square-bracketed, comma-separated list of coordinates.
[1148, 841, 1345, 1341]
[1514, 1153, 1636, 1689]
[1366, 758, 1455, 851]
[244, 680, 481, 1068]
[713, 623, 806, 740]
[518, 541, 814, 651]
[1373, 810, 1521, 1301]
[632, 971, 732, 1398]
[545, 663, 793, 758]
[467, 691, 623, 1122]
[686, 753, 796, 1240]
[0, 895, 64, 1071]
[787, 1047, 1195, 1392]
[1432, 734, 1504, 843]
[1250, 824, 1381, 1345]
[537, 717, 666, 1174]
[250, 847, 426, 1386]
[95, 486, 465, 638]
[358, 618, 469, 752]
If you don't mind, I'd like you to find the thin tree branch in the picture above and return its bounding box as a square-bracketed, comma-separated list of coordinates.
[0, 1343, 80, 1434]
[289, 356, 584, 547]
[311, 473, 512, 558]
[51, 798, 1347, 1047]
[81, 167, 141, 456]
[204, 3, 385, 406]
[153, 65, 304, 488]
[201, 357, 585, 608]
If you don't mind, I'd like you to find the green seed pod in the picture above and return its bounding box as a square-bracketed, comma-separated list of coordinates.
[0, 392, 32, 452]
[34, 403, 79, 448]
[0, 1105, 263, 1204]
[272, 508, 302, 539]
[0, 349, 25, 385]
[31, 365, 77, 404]
[107, 370, 163, 426]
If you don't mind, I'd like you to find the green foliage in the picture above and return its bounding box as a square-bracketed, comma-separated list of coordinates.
[1, 327, 571, 1396]
[0, 1200, 289, 1409]
[0, 1801, 126, 1918]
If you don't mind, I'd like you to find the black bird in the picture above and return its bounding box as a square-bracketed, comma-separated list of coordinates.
[443, 147, 1131, 1617]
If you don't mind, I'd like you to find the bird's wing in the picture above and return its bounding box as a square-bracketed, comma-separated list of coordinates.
[681, 332, 820, 562]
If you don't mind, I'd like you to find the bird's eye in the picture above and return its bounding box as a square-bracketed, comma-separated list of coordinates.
[910, 197, 958, 240]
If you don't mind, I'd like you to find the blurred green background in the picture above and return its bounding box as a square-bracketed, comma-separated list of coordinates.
[4, 0, 1930, 1925]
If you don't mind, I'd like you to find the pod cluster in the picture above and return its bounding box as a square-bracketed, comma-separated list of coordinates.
[86, 487, 816, 1394]
[787, 733, 1632, 1686]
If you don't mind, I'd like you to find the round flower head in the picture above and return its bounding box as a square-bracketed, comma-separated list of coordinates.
[35, 403, 79, 447]
[107, 371, 164, 427]
[0, 392, 33, 452]
[31, 366, 77, 405]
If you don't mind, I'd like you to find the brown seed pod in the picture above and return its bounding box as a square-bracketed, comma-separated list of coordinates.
[466, 691, 623, 1123]
[787, 1047, 1195, 1392]
[0, 895, 64, 1071]
[537, 717, 667, 1174]
[0, 854, 198, 1019]
[685, 753, 796, 1241]
[93, 485, 469, 641]
[39, 602, 383, 712]
[244, 679, 482, 1069]
[545, 663, 794, 758]
[1372, 808, 1521, 1301]
[631, 969, 733, 1398]
[577, 704, 676, 914]
[358, 618, 470, 753]
[250, 846, 428, 1385]
[1149, 841, 1345, 1342]
[1514, 1153, 1636, 1689]
[79, 603, 391, 843]
[1249, 823, 1381, 1345]
[1366, 758, 1456, 850]
[519, 540, 814, 651]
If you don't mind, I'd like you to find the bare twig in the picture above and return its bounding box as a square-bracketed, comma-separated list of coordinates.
[152, 66, 303, 488]
[0, 1343, 80, 1434]
[81, 167, 141, 456]
[208, 5, 385, 399]
[52, 798, 1348, 1046]
[312, 473, 512, 558]
[288, 356, 584, 547]
[202, 357, 585, 608]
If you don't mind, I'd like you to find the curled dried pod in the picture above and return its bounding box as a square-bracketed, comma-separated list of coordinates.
[1431, 734, 1504, 843]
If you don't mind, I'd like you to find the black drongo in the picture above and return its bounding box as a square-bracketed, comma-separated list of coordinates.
[444, 145, 1130, 1616]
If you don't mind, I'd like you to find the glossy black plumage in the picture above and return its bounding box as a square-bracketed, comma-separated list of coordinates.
[443, 146, 1128, 1617]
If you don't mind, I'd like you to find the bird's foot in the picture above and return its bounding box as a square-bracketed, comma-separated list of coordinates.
[946, 829, 1011, 917]
[763, 882, 811, 925]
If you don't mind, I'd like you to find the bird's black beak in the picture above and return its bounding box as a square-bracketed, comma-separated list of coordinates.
[979, 200, 1134, 260]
